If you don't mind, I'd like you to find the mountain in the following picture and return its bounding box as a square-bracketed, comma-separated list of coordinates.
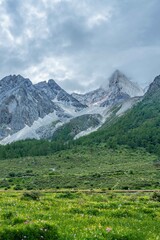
[76, 74, 160, 155]
[35, 80, 86, 109]
[72, 70, 144, 107]
[49, 70, 144, 142]
[103, 70, 144, 97]
[72, 88, 107, 106]
[0, 75, 86, 142]
[0, 74, 159, 193]
[145, 75, 160, 97]
[0, 70, 144, 144]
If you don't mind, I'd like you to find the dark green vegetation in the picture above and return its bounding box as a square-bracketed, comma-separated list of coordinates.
[0, 139, 69, 160]
[77, 76, 160, 156]
[0, 146, 159, 190]
[52, 114, 101, 141]
[0, 191, 159, 240]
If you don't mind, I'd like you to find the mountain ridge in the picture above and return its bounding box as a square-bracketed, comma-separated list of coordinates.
[72, 70, 144, 107]
[75, 74, 160, 155]
[0, 70, 145, 144]
[0, 75, 86, 141]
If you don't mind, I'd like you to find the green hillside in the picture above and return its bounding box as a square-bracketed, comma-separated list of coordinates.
[52, 114, 101, 141]
[76, 76, 160, 155]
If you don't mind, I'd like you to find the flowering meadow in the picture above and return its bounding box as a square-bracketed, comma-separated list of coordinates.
[0, 191, 159, 240]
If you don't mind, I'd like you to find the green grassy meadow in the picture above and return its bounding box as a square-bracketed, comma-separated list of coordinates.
[0, 191, 159, 240]
[0, 146, 159, 239]
[0, 146, 159, 190]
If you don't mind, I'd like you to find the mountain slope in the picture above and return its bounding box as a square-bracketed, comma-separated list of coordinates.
[103, 70, 144, 97]
[72, 70, 143, 107]
[0, 75, 60, 138]
[0, 75, 86, 141]
[76, 75, 160, 155]
[52, 114, 102, 141]
[0, 71, 144, 144]
[35, 80, 86, 109]
[72, 88, 107, 106]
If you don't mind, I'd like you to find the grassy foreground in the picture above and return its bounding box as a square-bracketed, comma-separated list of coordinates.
[0, 191, 159, 240]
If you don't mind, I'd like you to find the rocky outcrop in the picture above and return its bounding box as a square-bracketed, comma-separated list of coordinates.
[72, 70, 144, 107]
[0, 75, 85, 140]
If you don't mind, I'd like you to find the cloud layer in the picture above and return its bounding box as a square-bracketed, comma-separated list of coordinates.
[0, 0, 160, 92]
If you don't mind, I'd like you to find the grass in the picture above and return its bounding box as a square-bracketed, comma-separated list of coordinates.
[0, 145, 159, 239]
[0, 145, 159, 190]
[0, 191, 159, 240]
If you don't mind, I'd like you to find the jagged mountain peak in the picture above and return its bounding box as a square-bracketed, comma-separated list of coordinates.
[101, 70, 144, 98]
[35, 79, 62, 92]
[35, 79, 86, 109]
[145, 75, 160, 97]
[108, 69, 129, 87]
[35, 79, 61, 99]
[72, 70, 144, 107]
[0, 74, 32, 87]
[0, 74, 87, 141]
[48, 79, 61, 90]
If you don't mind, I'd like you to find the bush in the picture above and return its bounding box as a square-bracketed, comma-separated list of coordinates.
[153, 160, 160, 168]
[129, 169, 134, 174]
[151, 192, 160, 202]
[56, 192, 80, 199]
[2, 211, 14, 220]
[13, 185, 23, 190]
[21, 191, 41, 201]
[8, 172, 16, 177]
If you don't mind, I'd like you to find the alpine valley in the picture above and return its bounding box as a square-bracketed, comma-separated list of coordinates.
[0, 70, 160, 192]
[0, 70, 160, 240]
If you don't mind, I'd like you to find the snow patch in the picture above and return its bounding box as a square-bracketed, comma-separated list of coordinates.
[0, 112, 59, 145]
[74, 125, 101, 140]
[116, 97, 140, 116]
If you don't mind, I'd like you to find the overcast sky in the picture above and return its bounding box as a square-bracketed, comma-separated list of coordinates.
[0, 0, 160, 93]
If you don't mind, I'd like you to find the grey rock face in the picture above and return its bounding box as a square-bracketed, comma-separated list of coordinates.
[35, 80, 86, 109]
[0, 75, 85, 140]
[72, 70, 143, 107]
[100, 92, 130, 107]
[72, 88, 107, 106]
[145, 75, 160, 97]
[0, 71, 145, 143]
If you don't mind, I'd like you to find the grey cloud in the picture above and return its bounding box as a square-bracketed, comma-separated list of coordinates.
[0, 0, 160, 93]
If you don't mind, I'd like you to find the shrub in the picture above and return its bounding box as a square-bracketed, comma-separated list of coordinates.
[56, 192, 80, 199]
[129, 169, 134, 174]
[2, 211, 14, 220]
[13, 185, 23, 190]
[8, 172, 16, 177]
[21, 191, 41, 201]
[151, 192, 160, 202]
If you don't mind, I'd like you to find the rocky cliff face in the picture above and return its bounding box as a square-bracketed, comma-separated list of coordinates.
[0, 71, 145, 143]
[72, 70, 144, 107]
[144, 75, 160, 97]
[0, 75, 85, 140]
[35, 80, 86, 109]
[72, 88, 107, 106]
